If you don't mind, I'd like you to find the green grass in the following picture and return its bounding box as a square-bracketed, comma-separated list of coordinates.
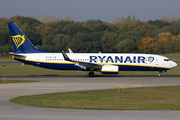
[10, 86, 180, 110]
[0, 79, 38, 84]
[0, 58, 18, 62]
[0, 64, 180, 76]
[0, 64, 87, 76]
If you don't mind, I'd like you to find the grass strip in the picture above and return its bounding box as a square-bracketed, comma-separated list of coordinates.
[10, 86, 180, 110]
[0, 80, 38, 84]
[0, 58, 18, 62]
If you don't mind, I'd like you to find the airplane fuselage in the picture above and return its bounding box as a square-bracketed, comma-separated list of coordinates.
[14, 53, 176, 72]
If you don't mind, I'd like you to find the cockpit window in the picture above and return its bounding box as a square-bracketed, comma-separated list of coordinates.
[164, 59, 170, 61]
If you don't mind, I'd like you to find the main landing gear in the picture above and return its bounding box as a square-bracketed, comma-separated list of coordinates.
[89, 71, 94, 77]
[157, 72, 161, 77]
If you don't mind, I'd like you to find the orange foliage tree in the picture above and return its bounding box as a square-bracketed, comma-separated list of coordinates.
[128, 24, 141, 31]
[155, 35, 179, 54]
[154, 37, 167, 53]
[138, 36, 154, 53]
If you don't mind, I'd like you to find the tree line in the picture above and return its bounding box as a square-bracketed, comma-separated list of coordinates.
[0, 15, 180, 54]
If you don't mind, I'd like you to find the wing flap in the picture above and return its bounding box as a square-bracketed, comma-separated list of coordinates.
[76, 61, 102, 69]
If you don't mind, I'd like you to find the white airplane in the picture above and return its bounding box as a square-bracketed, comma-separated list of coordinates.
[8, 22, 177, 77]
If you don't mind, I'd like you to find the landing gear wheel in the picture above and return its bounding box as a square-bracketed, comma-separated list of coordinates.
[89, 71, 94, 77]
[158, 73, 161, 77]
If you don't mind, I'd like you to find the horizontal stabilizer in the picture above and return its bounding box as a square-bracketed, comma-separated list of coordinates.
[9, 52, 26, 58]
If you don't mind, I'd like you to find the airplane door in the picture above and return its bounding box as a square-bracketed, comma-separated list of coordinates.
[155, 58, 159, 65]
[36, 56, 40, 65]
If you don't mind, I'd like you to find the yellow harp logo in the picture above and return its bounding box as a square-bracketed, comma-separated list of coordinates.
[11, 35, 25, 49]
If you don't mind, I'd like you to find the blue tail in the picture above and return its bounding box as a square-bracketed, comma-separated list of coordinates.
[7, 22, 49, 53]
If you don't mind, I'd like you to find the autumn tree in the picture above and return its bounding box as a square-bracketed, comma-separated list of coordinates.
[154, 36, 174, 54]
[154, 37, 167, 54]
[138, 36, 154, 53]
[129, 24, 141, 31]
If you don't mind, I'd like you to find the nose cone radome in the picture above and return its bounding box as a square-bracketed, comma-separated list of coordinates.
[171, 61, 178, 68]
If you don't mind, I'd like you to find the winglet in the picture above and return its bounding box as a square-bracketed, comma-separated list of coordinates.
[61, 49, 71, 61]
[68, 48, 73, 53]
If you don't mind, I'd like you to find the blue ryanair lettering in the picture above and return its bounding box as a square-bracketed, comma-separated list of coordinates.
[133, 56, 136, 63]
[90, 56, 97, 62]
[106, 56, 114, 63]
[89, 56, 146, 63]
[98, 56, 106, 62]
[138, 56, 145, 63]
[124, 56, 132, 63]
[115, 56, 123, 63]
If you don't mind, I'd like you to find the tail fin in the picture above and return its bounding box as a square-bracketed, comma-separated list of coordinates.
[7, 22, 48, 53]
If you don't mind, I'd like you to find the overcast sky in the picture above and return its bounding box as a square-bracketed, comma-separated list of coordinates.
[1, 0, 180, 23]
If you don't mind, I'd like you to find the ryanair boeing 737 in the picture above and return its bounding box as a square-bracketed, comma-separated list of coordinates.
[7, 22, 177, 77]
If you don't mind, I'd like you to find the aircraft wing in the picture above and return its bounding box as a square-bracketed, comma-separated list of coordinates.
[61, 49, 102, 69]
[75, 61, 102, 69]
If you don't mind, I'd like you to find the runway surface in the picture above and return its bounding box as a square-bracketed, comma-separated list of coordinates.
[0, 75, 180, 120]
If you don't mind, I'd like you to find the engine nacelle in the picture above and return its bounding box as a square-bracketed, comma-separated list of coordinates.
[101, 65, 119, 74]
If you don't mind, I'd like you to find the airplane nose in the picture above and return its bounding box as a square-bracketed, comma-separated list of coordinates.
[171, 61, 178, 68]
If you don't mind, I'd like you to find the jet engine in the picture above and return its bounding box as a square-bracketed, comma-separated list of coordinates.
[101, 65, 119, 74]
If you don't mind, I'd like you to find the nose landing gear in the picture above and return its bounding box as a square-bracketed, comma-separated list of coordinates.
[89, 71, 94, 77]
[157, 72, 161, 77]
[157, 70, 167, 76]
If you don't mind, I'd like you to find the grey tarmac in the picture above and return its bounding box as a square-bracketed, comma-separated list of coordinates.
[0, 75, 180, 120]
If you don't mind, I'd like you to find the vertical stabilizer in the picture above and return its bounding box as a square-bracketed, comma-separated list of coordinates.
[7, 22, 48, 53]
